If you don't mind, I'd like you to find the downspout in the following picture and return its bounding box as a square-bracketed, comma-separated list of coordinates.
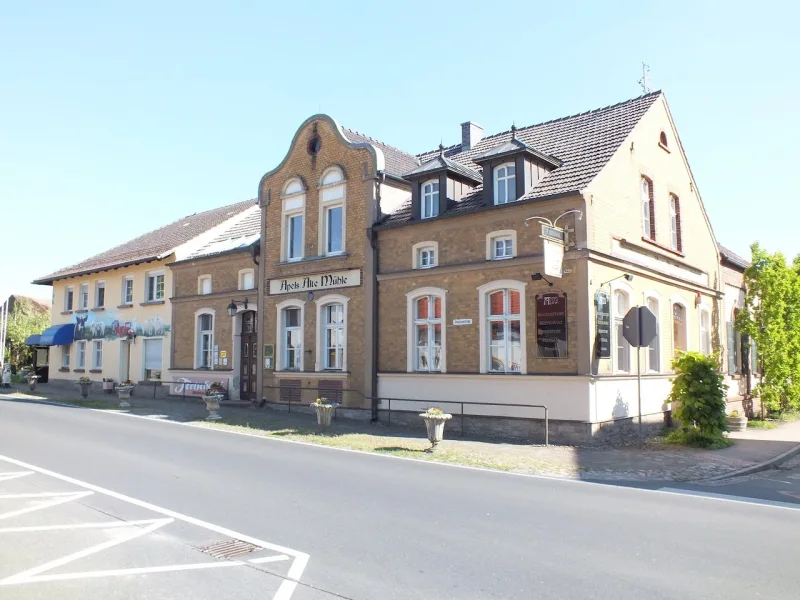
[256, 192, 267, 406]
[370, 171, 385, 421]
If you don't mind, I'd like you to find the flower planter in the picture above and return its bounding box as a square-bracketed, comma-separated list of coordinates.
[727, 415, 748, 432]
[312, 403, 335, 427]
[420, 412, 452, 451]
[204, 394, 223, 420]
[102, 381, 115, 394]
[116, 385, 134, 408]
[77, 381, 91, 398]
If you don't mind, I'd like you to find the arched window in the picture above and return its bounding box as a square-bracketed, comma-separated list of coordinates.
[406, 287, 447, 373]
[673, 303, 687, 354]
[282, 178, 306, 262]
[669, 194, 682, 252]
[646, 296, 661, 372]
[614, 290, 631, 372]
[487, 289, 522, 373]
[315, 295, 348, 371]
[659, 131, 668, 148]
[421, 180, 439, 219]
[195, 310, 215, 369]
[641, 177, 655, 240]
[412, 241, 439, 269]
[276, 299, 304, 370]
[320, 167, 345, 256]
[494, 163, 516, 205]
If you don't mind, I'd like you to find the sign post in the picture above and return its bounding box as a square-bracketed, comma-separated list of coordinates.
[622, 306, 658, 446]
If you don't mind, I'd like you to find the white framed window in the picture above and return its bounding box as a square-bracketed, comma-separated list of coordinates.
[62, 344, 71, 369]
[79, 283, 89, 310]
[421, 180, 439, 219]
[477, 280, 527, 374]
[646, 295, 661, 372]
[198, 275, 212, 295]
[494, 237, 513, 259]
[146, 271, 165, 302]
[76, 341, 86, 369]
[699, 305, 712, 355]
[641, 176, 654, 239]
[614, 289, 631, 373]
[494, 163, 516, 205]
[412, 241, 439, 269]
[672, 301, 688, 355]
[195, 311, 214, 369]
[315, 295, 349, 371]
[122, 277, 134, 305]
[276, 299, 304, 370]
[143, 338, 163, 380]
[92, 340, 103, 369]
[486, 231, 519, 260]
[238, 269, 255, 291]
[669, 194, 681, 252]
[406, 287, 447, 373]
[282, 178, 306, 262]
[320, 167, 345, 256]
[64, 286, 74, 311]
[95, 281, 105, 308]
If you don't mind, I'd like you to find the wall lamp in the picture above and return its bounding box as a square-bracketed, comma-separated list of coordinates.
[531, 273, 554, 287]
[226, 298, 249, 317]
[599, 274, 633, 287]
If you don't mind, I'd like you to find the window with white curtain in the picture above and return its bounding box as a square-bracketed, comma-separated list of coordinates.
[283, 178, 306, 262]
[646, 297, 660, 372]
[198, 276, 212, 295]
[700, 308, 711, 355]
[421, 180, 439, 218]
[283, 307, 302, 370]
[487, 289, 522, 373]
[414, 295, 443, 371]
[62, 344, 71, 369]
[673, 303, 688, 354]
[641, 177, 654, 240]
[197, 313, 213, 368]
[92, 341, 103, 369]
[76, 341, 86, 369]
[494, 163, 516, 205]
[144, 338, 163, 380]
[323, 304, 344, 370]
[615, 290, 631, 372]
[320, 168, 345, 255]
[239, 269, 255, 291]
[80, 283, 89, 310]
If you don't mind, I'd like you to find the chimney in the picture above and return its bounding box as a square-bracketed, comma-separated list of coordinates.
[461, 121, 484, 152]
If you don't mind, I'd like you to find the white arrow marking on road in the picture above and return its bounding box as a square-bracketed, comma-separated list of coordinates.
[0, 491, 93, 521]
[0, 471, 33, 482]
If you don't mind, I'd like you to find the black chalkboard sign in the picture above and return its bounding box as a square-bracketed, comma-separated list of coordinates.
[536, 292, 568, 358]
[595, 290, 611, 359]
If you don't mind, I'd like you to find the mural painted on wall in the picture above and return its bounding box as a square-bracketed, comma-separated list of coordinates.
[71, 310, 170, 341]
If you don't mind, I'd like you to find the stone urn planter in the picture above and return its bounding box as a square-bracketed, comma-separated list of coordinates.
[27, 374, 39, 392]
[116, 385, 135, 409]
[727, 411, 748, 432]
[77, 379, 92, 398]
[102, 378, 115, 394]
[312, 399, 335, 427]
[204, 393, 224, 420]
[419, 408, 452, 451]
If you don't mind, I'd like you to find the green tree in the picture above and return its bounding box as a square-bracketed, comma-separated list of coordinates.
[4, 299, 50, 367]
[736, 243, 800, 413]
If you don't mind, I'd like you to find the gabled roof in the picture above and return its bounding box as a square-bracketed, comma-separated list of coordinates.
[181, 205, 261, 262]
[404, 152, 483, 184]
[472, 135, 562, 168]
[383, 91, 662, 226]
[33, 199, 256, 284]
[342, 128, 420, 178]
[719, 244, 750, 270]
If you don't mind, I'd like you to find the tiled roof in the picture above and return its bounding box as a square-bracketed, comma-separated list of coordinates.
[404, 153, 483, 184]
[342, 128, 420, 178]
[33, 199, 256, 284]
[184, 205, 261, 260]
[718, 244, 750, 269]
[383, 91, 662, 225]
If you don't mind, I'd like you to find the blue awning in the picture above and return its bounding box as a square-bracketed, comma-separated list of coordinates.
[24, 334, 42, 346]
[37, 324, 75, 346]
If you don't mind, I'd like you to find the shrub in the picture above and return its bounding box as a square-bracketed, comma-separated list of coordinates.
[669, 352, 728, 436]
[664, 429, 733, 449]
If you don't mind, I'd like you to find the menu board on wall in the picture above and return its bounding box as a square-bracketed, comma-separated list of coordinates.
[536, 292, 568, 358]
[595, 290, 611, 359]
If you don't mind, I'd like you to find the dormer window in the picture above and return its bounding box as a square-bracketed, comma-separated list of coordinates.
[421, 180, 439, 219]
[494, 164, 516, 205]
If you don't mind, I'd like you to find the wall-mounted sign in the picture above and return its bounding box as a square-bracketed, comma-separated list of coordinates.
[536, 292, 568, 358]
[220, 350, 227, 359]
[170, 377, 227, 397]
[452, 318, 473, 326]
[543, 238, 564, 278]
[268, 269, 361, 295]
[541, 224, 565, 242]
[595, 290, 611, 359]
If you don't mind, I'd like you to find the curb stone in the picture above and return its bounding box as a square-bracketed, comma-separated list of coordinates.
[702, 443, 800, 482]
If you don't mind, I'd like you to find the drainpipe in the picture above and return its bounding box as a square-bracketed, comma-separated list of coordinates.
[370, 171, 385, 421]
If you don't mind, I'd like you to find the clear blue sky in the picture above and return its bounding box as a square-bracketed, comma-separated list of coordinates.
[2, 0, 797, 301]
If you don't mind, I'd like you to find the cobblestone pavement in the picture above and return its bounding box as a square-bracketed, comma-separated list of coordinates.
[5, 384, 799, 483]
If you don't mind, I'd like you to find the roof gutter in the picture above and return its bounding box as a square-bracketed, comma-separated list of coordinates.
[32, 255, 163, 286]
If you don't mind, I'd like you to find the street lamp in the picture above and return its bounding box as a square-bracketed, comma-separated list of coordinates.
[226, 298, 249, 317]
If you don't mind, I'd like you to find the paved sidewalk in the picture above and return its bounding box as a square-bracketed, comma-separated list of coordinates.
[5, 383, 800, 482]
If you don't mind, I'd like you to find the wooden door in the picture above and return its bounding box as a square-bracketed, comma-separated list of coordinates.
[240, 312, 258, 400]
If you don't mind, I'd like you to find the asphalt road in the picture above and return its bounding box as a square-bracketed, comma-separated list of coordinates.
[1, 397, 800, 600]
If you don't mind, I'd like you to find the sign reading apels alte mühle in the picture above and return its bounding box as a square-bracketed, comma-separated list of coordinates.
[268, 269, 361, 295]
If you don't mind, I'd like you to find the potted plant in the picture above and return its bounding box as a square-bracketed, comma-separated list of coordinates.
[203, 383, 225, 421]
[27, 373, 39, 392]
[76, 376, 92, 398]
[102, 378, 115, 394]
[419, 407, 452, 451]
[727, 409, 748, 432]
[311, 398, 336, 427]
[116, 380, 135, 408]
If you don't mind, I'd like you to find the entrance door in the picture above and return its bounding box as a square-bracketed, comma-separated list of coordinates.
[240, 312, 258, 401]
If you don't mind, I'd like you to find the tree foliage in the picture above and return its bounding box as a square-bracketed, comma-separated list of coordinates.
[3, 299, 50, 367]
[669, 351, 728, 436]
[736, 243, 800, 412]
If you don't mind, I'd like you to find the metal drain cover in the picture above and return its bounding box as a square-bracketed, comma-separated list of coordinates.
[197, 539, 261, 559]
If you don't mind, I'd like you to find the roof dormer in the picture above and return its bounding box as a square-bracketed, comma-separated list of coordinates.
[472, 125, 562, 206]
[403, 145, 482, 220]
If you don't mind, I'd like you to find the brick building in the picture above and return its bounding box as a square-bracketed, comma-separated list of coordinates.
[168, 204, 260, 401]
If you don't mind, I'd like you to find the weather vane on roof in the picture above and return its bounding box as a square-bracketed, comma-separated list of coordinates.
[638, 63, 651, 94]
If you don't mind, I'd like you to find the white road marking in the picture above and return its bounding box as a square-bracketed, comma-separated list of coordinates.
[249, 555, 290, 564]
[0, 491, 93, 521]
[0, 455, 309, 600]
[21, 560, 263, 584]
[0, 471, 33, 482]
[657, 487, 800, 510]
[0, 518, 169, 534]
